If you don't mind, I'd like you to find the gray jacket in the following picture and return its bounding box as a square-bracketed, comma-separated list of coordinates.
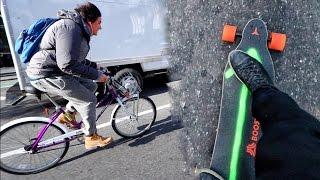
[26, 10, 101, 80]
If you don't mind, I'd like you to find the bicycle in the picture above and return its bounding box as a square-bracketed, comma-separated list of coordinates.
[0, 70, 157, 174]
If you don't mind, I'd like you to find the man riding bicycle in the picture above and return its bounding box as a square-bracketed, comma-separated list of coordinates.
[26, 2, 112, 150]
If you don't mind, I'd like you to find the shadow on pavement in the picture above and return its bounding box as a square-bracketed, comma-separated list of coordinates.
[127, 116, 182, 147]
[54, 116, 182, 169]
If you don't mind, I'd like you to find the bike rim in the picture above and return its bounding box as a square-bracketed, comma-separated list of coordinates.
[0, 121, 68, 174]
[113, 97, 155, 137]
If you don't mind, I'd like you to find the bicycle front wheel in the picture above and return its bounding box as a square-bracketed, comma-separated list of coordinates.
[0, 120, 69, 174]
[112, 96, 156, 138]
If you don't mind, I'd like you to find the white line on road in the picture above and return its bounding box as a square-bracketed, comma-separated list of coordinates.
[96, 103, 172, 129]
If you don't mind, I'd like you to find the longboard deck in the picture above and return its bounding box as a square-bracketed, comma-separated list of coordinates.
[207, 19, 275, 180]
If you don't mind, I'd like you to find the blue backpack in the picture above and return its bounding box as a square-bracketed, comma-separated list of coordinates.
[15, 18, 59, 63]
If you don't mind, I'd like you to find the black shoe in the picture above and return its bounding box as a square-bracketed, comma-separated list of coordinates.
[228, 50, 273, 92]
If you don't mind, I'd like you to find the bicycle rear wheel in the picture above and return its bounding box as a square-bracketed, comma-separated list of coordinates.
[112, 96, 156, 138]
[0, 120, 69, 174]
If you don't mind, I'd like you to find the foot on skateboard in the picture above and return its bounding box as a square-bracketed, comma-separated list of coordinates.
[229, 50, 274, 92]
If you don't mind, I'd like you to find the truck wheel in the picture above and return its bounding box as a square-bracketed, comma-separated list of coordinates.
[114, 68, 143, 94]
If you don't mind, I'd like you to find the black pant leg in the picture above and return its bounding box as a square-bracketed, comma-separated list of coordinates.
[252, 87, 320, 179]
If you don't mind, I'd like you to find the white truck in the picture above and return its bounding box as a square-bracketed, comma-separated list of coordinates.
[1, 0, 168, 96]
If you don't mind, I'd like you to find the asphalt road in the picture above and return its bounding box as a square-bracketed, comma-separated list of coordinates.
[0, 76, 194, 180]
[167, 0, 320, 171]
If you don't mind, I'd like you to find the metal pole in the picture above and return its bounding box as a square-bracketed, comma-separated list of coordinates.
[1, 0, 26, 90]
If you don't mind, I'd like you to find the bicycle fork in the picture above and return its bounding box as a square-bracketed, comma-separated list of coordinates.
[116, 97, 138, 120]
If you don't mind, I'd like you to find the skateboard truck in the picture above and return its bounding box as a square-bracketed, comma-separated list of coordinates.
[222, 24, 287, 51]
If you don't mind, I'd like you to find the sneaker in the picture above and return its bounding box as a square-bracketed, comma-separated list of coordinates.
[58, 111, 79, 129]
[84, 133, 113, 150]
[228, 50, 274, 92]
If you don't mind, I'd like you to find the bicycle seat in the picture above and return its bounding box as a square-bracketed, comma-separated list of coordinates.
[9, 85, 45, 105]
[24, 85, 45, 96]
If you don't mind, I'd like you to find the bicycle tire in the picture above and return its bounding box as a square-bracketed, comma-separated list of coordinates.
[111, 96, 156, 138]
[114, 68, 143, 94]
[0, 120, 69, 174]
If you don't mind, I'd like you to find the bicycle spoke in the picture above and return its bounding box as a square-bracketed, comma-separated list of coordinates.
[10, 129, 27, 145]
[28, 153, 33, 170]
[13, 153, 28, 169]
[1, 121, 69, 174]
[138, 99, 145, 116]
[26, 125, 32, 145]
[112, 96, 156, 138]
[30, 153, 35, 170]
[38, 153, 49, 169]
[129, 120, 136, 133]
[16, 125, 32, 141]
[5, 156, 20, 169]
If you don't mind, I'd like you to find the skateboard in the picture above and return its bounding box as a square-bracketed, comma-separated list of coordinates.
[198, 18, 286, 180]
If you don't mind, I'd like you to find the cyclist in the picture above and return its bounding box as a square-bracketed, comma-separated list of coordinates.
[26, 2, 113, 150]
[229, 50, 320, 179]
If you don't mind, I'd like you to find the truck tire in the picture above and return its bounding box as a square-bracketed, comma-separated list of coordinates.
[114, 68, 143, 94]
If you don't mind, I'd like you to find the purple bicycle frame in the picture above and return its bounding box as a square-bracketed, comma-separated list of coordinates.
[31, 108, 65, 151]
[31, 84, 120, 151]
